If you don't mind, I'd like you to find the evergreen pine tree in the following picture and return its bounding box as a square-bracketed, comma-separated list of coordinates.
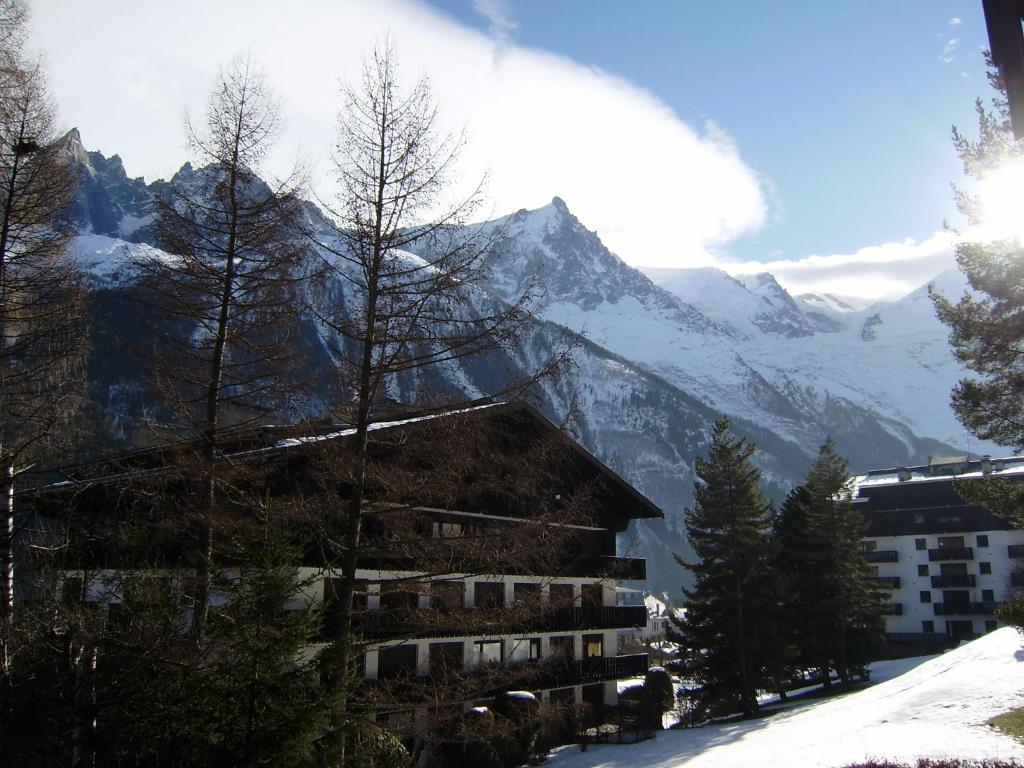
[671, 417, 776, 716]
[794, 440, 885, 688]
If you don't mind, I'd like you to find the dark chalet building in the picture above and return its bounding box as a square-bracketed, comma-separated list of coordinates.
[23, 400, 662, 734]
[853, 456, 1024, 646]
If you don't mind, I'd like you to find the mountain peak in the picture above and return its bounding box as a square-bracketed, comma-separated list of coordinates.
[550, 195, 568, 213]
[59, 127, 82, 146]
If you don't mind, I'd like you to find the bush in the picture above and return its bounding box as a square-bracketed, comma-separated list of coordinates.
[642, 667, 674, 729]
[996, 600, 1024, 635]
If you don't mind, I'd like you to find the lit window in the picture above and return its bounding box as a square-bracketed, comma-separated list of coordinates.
[475, 640, 502, 665]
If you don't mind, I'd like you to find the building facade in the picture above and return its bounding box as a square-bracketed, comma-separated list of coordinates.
[29, 400, 660, 737]
[853, 455, 1024, 645]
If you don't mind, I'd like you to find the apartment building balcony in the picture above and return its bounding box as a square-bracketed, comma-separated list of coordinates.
[931, 574, 976, 588]
[356, 653, 649, 705]
[863, 550, 898, 563]
[933, 601, 1000, 616]
[869, 576, 901, 588]
[346, 604, 649, 640]
[928, 547, 974, 562]
[569, 555, 646, 580]
[1009, 544, 1024, 558]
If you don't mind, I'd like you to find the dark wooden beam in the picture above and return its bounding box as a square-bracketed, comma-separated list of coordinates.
[982, 0, 1024, 139]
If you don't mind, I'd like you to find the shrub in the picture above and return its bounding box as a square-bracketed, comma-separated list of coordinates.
[996, 600, 1024, 635]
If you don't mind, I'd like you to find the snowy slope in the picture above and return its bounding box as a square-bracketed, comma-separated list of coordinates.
[549, 628, 1024, 768]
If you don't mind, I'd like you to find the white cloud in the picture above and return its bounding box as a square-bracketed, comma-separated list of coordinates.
[941, 36, 960, 63]
[949, 17, 962, 27]
[718, 231, 959, 302]
[472, 0, 517, 46]
[29, 0, 768, 276]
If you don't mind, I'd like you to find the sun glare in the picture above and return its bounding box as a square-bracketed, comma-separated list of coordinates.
[974, 157, 1024, 243]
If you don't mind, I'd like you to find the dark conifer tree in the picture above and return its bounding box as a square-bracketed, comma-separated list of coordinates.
[671, 417, 777, 716]
[791, 440, 884, 688]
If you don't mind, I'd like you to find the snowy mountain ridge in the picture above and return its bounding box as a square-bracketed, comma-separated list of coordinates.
[58, 129, 978, 595]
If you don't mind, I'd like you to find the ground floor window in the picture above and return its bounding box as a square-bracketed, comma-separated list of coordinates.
[475, 639, 503, 665]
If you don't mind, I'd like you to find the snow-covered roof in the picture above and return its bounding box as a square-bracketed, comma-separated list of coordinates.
[852, 455, 1024, 493]
[271, 402, 501, 449]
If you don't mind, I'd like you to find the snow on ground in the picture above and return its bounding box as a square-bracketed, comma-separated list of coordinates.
[549, 628, 1024, 768]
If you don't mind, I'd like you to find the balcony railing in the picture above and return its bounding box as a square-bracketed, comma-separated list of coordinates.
[570, 555, 647, 580]
[931, 574, 976, 588]
[928, 547, 974, 562]
[869, 576, 901, 588]
[348, 603, 650, 640]
[862, 550, 898, 563]
[1009, 544, 1024, 559]
[880, 603, 903, 615]
[355, 653, 650, 705]
[933, 601, 1000, 616]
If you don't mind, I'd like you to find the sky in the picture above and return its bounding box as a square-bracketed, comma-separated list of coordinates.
[28, 1, 997, 302]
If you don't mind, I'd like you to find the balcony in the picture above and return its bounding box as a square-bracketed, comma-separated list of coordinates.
[570, 555, 646, 580]
[863, 550, 898, 563]
[504, 652, 650, 690]
[928, 547, 974, 562]
[1012, 572, 1024, 587]
[931, 574, 976, 588]
[349, 603, 650, 640]
[355, 653, 650, 705]
[933, 601, 1001, 616]
[880, 603, 903, 615]
[869, 576, 901, 588]
[1009, 544, 1024, 558]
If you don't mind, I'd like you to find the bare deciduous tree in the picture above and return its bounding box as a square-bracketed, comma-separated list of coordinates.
[305, 43, 572, 765]
[0, 0, 86, 750]
[133, 55, 307, 640]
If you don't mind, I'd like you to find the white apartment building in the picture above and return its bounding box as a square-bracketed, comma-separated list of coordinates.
[853, 455, 1024, 646]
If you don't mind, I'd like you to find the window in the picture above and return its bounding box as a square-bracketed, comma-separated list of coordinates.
[431, 521, 463, 539]
[915, 538, 927, 550]
[474, 582, 504, 610]
[431, 580, 464, 611]
[380, 582, 421, 611]
[938, 536, 965, 549]
[917, 564, 929, 577]
[583, 634, 603, 659]
[513, 582, 540, 606]
[429, 642, 464, 676]
[982, 589, 995, 602]
[979, 562, 992, 575]
[914, 512, 925, 524]
[920, 590, 932, 603]
[977, 534, 990, 547]
[861, 540, 878, 553]
[986, 620, 998, 633]
[474, 640, 503, 666]
[378, 646, 417, 680]
[548, 583, 574, 610]
[923, 620, 935, 632]
[549, 635, 574, 661]
[528, 637, 542, 660]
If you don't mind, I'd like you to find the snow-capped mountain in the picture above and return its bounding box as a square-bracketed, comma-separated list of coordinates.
[418, 197, 972, 467]
[58, 130, 976, 596]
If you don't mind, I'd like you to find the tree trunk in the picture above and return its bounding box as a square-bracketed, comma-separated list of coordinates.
[0, 456, 12, 758]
